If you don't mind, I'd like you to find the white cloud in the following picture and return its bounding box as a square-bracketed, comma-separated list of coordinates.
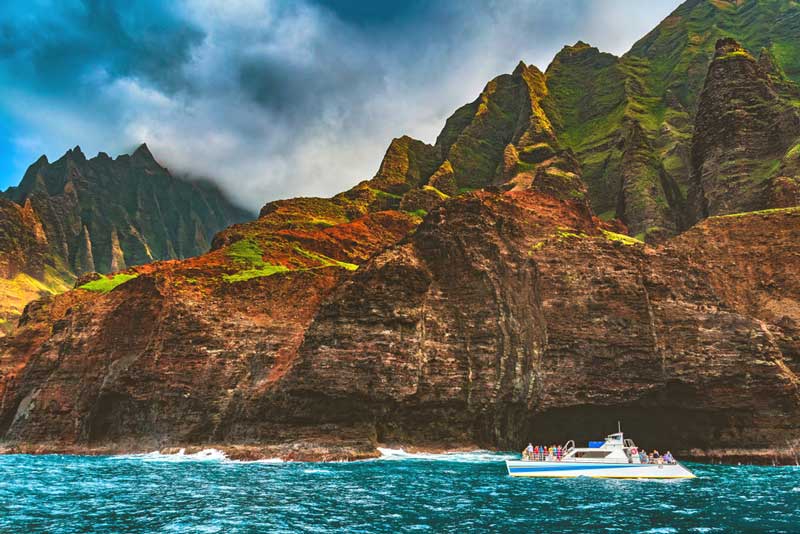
[2, 0, 681, 211]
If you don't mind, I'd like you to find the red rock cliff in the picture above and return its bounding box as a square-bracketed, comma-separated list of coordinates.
[1, 191, 797, 463]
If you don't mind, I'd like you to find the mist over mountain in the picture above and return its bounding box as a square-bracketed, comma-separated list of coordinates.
[0, 0, 677, 211]
[0, 144, 251, 332]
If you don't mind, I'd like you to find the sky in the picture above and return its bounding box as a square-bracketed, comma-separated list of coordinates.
[0, 0, 679, 211]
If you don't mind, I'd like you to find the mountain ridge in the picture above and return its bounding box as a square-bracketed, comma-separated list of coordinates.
[0, 0, 799, 462]
[0, 144, 253, 333]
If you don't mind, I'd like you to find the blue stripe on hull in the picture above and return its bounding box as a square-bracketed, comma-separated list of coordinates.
[508, 464, 645, 473]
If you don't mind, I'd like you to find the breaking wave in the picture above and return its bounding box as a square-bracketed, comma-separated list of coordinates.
[110, 447, 515, 464]
[110, 448, 284, 464]
[376, 447, 516, 462]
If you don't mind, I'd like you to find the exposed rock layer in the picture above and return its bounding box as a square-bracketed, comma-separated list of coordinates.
[688, 38, 800, 220]
[2, 0, 800, 464]
[1, 191, 797, 463]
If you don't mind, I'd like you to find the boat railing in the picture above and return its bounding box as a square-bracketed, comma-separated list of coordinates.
[563, 457, 650, 464]
[563, 439, 575, 453]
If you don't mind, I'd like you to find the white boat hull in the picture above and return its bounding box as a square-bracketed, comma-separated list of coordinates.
[505, 460, 696, 479]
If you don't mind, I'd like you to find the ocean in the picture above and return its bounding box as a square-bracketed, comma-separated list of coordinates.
[1, 449, 798, 533]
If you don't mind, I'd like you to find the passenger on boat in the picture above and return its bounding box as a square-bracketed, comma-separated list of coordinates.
[664, 451, 675, 464]
[556, 445, 562, 461]
[523, 443, 534, 460]
[639, 450, 648, 463]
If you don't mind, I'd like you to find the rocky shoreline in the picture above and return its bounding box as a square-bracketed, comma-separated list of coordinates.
[2, 441, 798, 466]
[1, 194, 798, 465]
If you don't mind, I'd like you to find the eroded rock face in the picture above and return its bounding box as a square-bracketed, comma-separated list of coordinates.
[2, 191, 797, 463]
[271, 193, 799, 457]
[688, 39, 800, 221]
[3, 145, 253, 274]
[0, 145, 253, 333]
[0, 207, 418, 458]
[0, 199, 73, 335]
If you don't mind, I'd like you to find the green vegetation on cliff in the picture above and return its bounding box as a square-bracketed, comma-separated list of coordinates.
[222, 238, 358, 284]
[602, 229, 644, 246]
[79, 273, 139, 293]
[711, 206, 800, 219]
[542, 0, 800, 238]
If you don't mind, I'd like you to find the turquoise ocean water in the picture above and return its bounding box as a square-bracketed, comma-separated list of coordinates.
[1, 449, 798, 533]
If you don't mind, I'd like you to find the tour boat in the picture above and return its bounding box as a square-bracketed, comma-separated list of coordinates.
[505, 430, 696, 479]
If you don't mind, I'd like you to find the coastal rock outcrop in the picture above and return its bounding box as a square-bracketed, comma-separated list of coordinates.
[270, 193, 799, 457]
[1, 0, 800, 464]
[1, 190, 797, 463]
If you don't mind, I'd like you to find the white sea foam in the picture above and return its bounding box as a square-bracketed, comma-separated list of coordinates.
[138, 448, 230, 462]
[376, 447, 516, 462]
[248, 457, 285, 464]
[111, 449, 285, 464]
[111, 446, 512, 464]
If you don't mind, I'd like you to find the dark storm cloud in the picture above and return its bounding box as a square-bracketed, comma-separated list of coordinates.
[0, 0, 680, 210]
[0, 0, 202, 94]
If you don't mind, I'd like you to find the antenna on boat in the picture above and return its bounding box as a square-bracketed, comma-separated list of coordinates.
[617, 420, 621, 434]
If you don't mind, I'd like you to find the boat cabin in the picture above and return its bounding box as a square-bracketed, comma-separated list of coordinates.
[534, 432, 644, 464]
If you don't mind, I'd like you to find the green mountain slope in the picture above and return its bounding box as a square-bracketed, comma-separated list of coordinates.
[544, 0, 800, 240]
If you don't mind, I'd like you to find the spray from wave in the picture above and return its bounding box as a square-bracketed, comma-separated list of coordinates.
[108, 447, 515, 464]
[110, 449, 284, 464]
[376, 448, 517, 463]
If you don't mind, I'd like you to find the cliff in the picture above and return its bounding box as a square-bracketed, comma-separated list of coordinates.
[0, 198, 72, 336]
[0, 145, 252, 332]
[1, 0, 799, 463]
[1, 191, 797, 462]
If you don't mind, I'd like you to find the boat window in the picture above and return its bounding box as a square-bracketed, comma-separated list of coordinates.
[574, 451, 611, 458]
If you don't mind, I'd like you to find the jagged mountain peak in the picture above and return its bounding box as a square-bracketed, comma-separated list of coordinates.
[548, 41, 618, 73]
[563, 40, 594, 53]
[34, 154, 48, 165]
[131, 142, 162, 169]
[58, 145, 86, 163]
[512, 60, 530, 76]
[132, 142, 154, 159]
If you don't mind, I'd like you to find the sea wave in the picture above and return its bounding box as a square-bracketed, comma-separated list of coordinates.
[105, 446, 516, 464]
[110, 449, 284, 464]
[375, 447, 516, 463]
